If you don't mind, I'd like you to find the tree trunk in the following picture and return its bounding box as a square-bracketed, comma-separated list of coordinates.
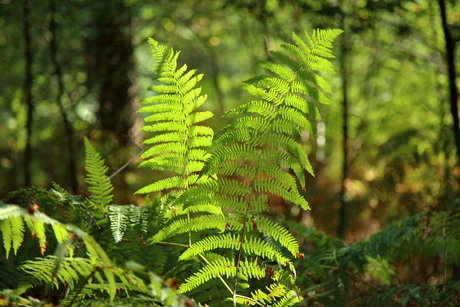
[338, 13, 349, 240]
[23, 0, 33, 187]
[49, 0, 78, 193]
[85, 2, 135, 144]
[437, 0, 460, 166]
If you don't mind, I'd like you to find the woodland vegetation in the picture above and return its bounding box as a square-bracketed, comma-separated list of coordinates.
[1, 0, 460, 306]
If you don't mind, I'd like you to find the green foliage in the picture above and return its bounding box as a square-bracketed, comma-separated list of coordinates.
[84, 137, 114, 212]
[132, 29, 342, 306]
[136, 38, 214, 195]
[0, 202, 187, 306]
[7, 27, 458, 307]
[0, 142, 186, 305]
[108, 204, 148, 243]
[287, 205, 460, 306]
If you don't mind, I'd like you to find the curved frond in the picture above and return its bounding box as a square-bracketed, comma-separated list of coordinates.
[178, 258, 265, 293]
[149, 215, 230, 243]
[179, 233, 290, 264]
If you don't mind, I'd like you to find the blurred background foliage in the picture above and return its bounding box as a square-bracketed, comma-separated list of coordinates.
[1, 0, 459, 246]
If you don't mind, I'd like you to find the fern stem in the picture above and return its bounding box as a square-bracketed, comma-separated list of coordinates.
[156, 241, 189, 248]
[233, 211, 248, 305]
[234, 294, 265, 307]
[187, 210, 192, 247]
[108, 149, 145, 181]
[197, 254, 234, 295]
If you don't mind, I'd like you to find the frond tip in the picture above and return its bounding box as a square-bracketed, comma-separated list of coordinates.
[136, 38, 214, 195]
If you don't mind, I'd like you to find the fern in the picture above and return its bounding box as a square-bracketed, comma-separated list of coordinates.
[286, 207, 460, 307]
[135, 30, 341, 306]
[108, 204, 148, 243]
[0, 204, 67, 258]
[1, 215, 24, 257]
[180, 29, 341, 301]
[18, 256, 94, 294]
[136, 38, 214, 196]
[0, 202, 187, 305]
[84, 137, 114, 213]
[178, 258, 266, 294]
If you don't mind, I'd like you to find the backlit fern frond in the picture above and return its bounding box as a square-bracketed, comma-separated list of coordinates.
[84, 137, 114, 212]
[108, 204, 148, 243]
[178, 258, 266, 294]
[201, 27, 340, 234]
[149, 215, 229, 243]
[0, 204, 68, 257]
[0, 204, 120, 300]
[179, 234, 290, 265]
[248, 217, 299, 257]
[136, 38, 214, 196]
[1, 215, 24, 257]
[247, 281, 300, 307]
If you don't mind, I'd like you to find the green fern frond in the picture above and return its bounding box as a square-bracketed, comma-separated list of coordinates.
[0, 205, 60, 257]
[23, 215, 47, 254]
[84, 137, 114, 210]
[137, 176, 187, 194]
[1, 215, 24, 257]
[250, 217, 299, 257]
[248, 282, 299, 306]
[178, 258, 265, 294]
[203, 27, 344, 208]
[150, 215, 230, 243]
[108, 205, 130, 243]
[136, 38, 214, 197]
[270, 290, 300, 307]
[0, 204, 117, 299]
[18, 256, 94, 293]
[179, 234, 290, 265]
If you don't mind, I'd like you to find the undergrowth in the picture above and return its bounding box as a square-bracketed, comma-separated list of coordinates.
[1, 28, 459, 307]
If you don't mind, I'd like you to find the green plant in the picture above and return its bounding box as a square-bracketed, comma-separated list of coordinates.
[287, 206, 460, 306]
[134, 29, 343, 306]
[0, 28, 343, 306]
[0, 144, 187, 306]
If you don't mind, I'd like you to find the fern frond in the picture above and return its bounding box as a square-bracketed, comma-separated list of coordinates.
[251, 217, 299, 257]
[178, 258, 265, 293]
[136, 38, 214, 196]
[136, 30, 341, 305]
[108, 205, 130, 243]
[1, 215, 24, 257]
[18, 256, 94, 294]
[0, 204, 71, 258]
[84, 137, 114, 210]
[179, 234, 290, 265]
[23, 216, 47, 254]
[150, 215, 230, 243]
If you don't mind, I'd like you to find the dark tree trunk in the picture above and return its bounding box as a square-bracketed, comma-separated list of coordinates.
[338, 15, 349, 240]
[49, 0, 78, 193]
[438, 0, 460, 166]
[23, 0, 33, 187]
[85, 2, 135, 144]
